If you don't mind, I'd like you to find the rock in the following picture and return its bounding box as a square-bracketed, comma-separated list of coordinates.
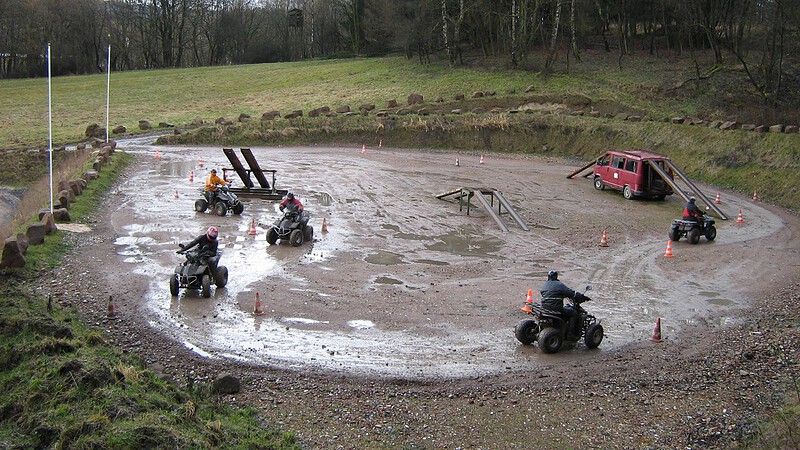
[261, 111, 280, 121]
[454, 94, 465, 100]
[308, 108, 320, 118]
[83, 170, 99, 180]
[754, 125, 768, 132]
[741, 124, 756, 131]
[138, 120, 152, 130]
[768, 124, 784, 133]
[485, 89, 496, 96]
[53, 208, 71, 222]
[719, 121, 737, 130]
[41, 212, 57, 234]
[707, 121, 721, 129]
[85, 124, 105, 138]
[434, 97, 444, 103]
[211, 373, 241, 395]
[193, 116, 205, 126]
[386, 99, 398, 108]
[359, 104, 375, 112]
[417, 108, 430, 116]
[407, 93, 424, 105]
[524, 85, 535, 92]
[471, 91, 484, 99]
[785, 125, 798, 133]
[614, 113, 629, 120]
[1, 237, 26, 268]
[671, 117, 685, 124]
[506, 88, 516, 94]
[237, 114, 251, 123]
[15, 233, 28, 255]
[451, 109, 463, 115]
[158, 122, 176, 128]
[56, 191, 70, 209]
[26, 223, 46, 245]
[336, 105, 351, 114]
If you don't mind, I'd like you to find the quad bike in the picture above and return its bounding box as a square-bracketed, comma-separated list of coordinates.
[669, 215, 716, 244]
[170, 249, 228, 298]
[266, 204, 313, 246]
[195, 184, 244, 217]
[514, 286, 603, 354]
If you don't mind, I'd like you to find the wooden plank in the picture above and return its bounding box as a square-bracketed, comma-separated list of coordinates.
[240, 148, 272, 189]
[223, 148, 254, 188]
[494, 191, 529, 231]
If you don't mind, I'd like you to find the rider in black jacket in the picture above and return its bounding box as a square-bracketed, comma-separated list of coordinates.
[540, 270, 590, 338]
[179, 226, 219, 263]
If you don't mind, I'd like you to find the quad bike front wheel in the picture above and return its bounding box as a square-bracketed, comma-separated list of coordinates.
[215, 266, 228, 288]
[169, 274, 179, 296]
[290, 229, 303, 247]
[584, 324, 604, 349]
[266, 228, 279, 245]
[232, 202, 244, 215]
[304, 225, 313, 242]
[668, 226, 680, 242]
[688, 227, 701, 244]
[538, 327, 563, 354]
[514, 319, 540, 345]
[201, 275, 211, 298]
[214, 202, 227, 216]
[705, 225, 717, 241]
[195, 199, 208, 213]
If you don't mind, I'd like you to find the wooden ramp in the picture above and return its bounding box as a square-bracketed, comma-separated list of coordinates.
[437, 187, 528, 232]
[654, 160, 728, 220]
[222, 148, 288, 200]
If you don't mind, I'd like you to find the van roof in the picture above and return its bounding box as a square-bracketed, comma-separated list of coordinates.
[605, 149, 670, 161]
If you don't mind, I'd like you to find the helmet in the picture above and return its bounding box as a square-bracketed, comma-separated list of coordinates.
[547, 270, 558, 280]
[287, 192, 294, 201]
[206, 226, 218, 240]
[689, 196, 696, 203]
[210, 169, 217, 174]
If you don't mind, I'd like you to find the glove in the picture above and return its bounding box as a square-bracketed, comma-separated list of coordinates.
[279, 206, 285, 212]
[179, 243, 186, 249]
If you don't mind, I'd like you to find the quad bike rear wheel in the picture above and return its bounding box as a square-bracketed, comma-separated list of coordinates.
[232, 202, 244, 215]
[688, 227, 701, 244]
[169, 274, 179, 296]
[266, 228, 279, 245]
[290, 229, 303, 247]
[668, 227, 680, 242]
[214, 202, 227, 216]
[584, 324, 604, 349]
[201, 275, 211, 298]
[304, 225, 313, 242]
[195, 199, 208, 213]
[538, 327, 563, 354]
[514, 319, 540, 345]
[215, 266, 228, 288]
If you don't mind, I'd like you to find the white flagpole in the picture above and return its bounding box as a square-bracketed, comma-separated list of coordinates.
[47, 43, 54, 214]
[105, 44, 110, 143]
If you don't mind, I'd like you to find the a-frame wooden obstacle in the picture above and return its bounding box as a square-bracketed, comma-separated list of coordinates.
[437, 188, 529, 232]
[567, 152, 728, 220]
[221, 148, 288, 200]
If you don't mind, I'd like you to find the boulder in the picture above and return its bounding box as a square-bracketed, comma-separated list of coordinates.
[92, 159, 102, 172]
[158, 122, 176, 128]
[26, 223, 46, 245]
[1, 237, 26, 269]
[434, 97, 444, 103]
[386, 99, 398, 108]
[417, 108, 430, 116]
[785, 125, 798, 133]
[85, 124, 105, 138]
[53, 208, 71, 222]
[56, 191, 70, 210]
[41, 212, 57, 234]
[193, 116, 205, 126]
[76, 143, 87, 150]
[485, 89, 496, 96]
[15, 234, 28, 255]
[524, 85, 535, 93]
[261, 111, 280, 121]
[769, 124, 784, 133]
[407, 93, 424, 105]
[308, 108, 320, 118]
[112, 125, 127, 134]
[719, 121, 737, 131]
[336, 105, 351, 114]
[138, 120, 152, 130]
[237, 114, 251, 123]
[83, 169, 99, 180]
[211, 373, 241, 395]
[471, 91, 484, 99]
[740, 124, 756, 131]
[359, 103, 375, 112]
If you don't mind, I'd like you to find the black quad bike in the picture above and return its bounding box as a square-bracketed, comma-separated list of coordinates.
[195, 184, 244, 217]
[170, 249, 228, 298]
[514, 286, 603, 354]
[669, 216, 716, 244]
[266, 204, 313, 246]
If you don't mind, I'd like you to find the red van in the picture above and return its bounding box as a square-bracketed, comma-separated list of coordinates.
[592, 150, 674, 200]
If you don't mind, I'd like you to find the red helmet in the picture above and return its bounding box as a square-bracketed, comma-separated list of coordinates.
[206, 226, 218, 240]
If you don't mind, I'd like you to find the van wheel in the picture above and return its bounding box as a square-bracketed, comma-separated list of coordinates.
[623, 186, 633, 199]
[593, 177, 605, 191]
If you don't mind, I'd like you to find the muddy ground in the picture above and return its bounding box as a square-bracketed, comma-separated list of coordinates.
[44, 138, 799, 449]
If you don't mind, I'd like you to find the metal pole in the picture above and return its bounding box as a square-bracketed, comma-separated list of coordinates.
[106, 44, 111, 143]
[47, 43, 53, 214]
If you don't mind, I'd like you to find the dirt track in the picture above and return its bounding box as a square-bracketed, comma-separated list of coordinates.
[48, 140, 799, 448]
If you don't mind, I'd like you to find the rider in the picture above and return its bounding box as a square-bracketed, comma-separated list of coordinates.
[204, 169, 230, 206]
[540, 270, 590, 338]
[279, 192, 304, 215]
[179, 226, 219, 264]
[682, 196, 704, 226]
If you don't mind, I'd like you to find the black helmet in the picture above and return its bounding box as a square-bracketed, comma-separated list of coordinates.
[287, 192, 294, 201]
[210, 169, 217, 174]
[547, 270, 558, 280]
[689, 196, 696, 203]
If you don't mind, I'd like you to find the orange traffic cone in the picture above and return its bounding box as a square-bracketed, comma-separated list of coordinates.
[361, 144, 367, 155]
[248, 217, 257, 235]
[736, 209, 744, 223]
[154, 149, 160, 159]
[753, 191, 760, 202]
[663, 240, 674, 258]
[107, 295, 116, 318]
[479, 154, 485, 164]
[253, 292, 266, 315]
[599, 230, 609, 247]
[714, 192, 721, 204]
[525, 289, 534, 304]
[321, 217, 328, 233]
[189, 170, 194, 182]
[650, 317, 664, 342]
[174, 190, 179, 199]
